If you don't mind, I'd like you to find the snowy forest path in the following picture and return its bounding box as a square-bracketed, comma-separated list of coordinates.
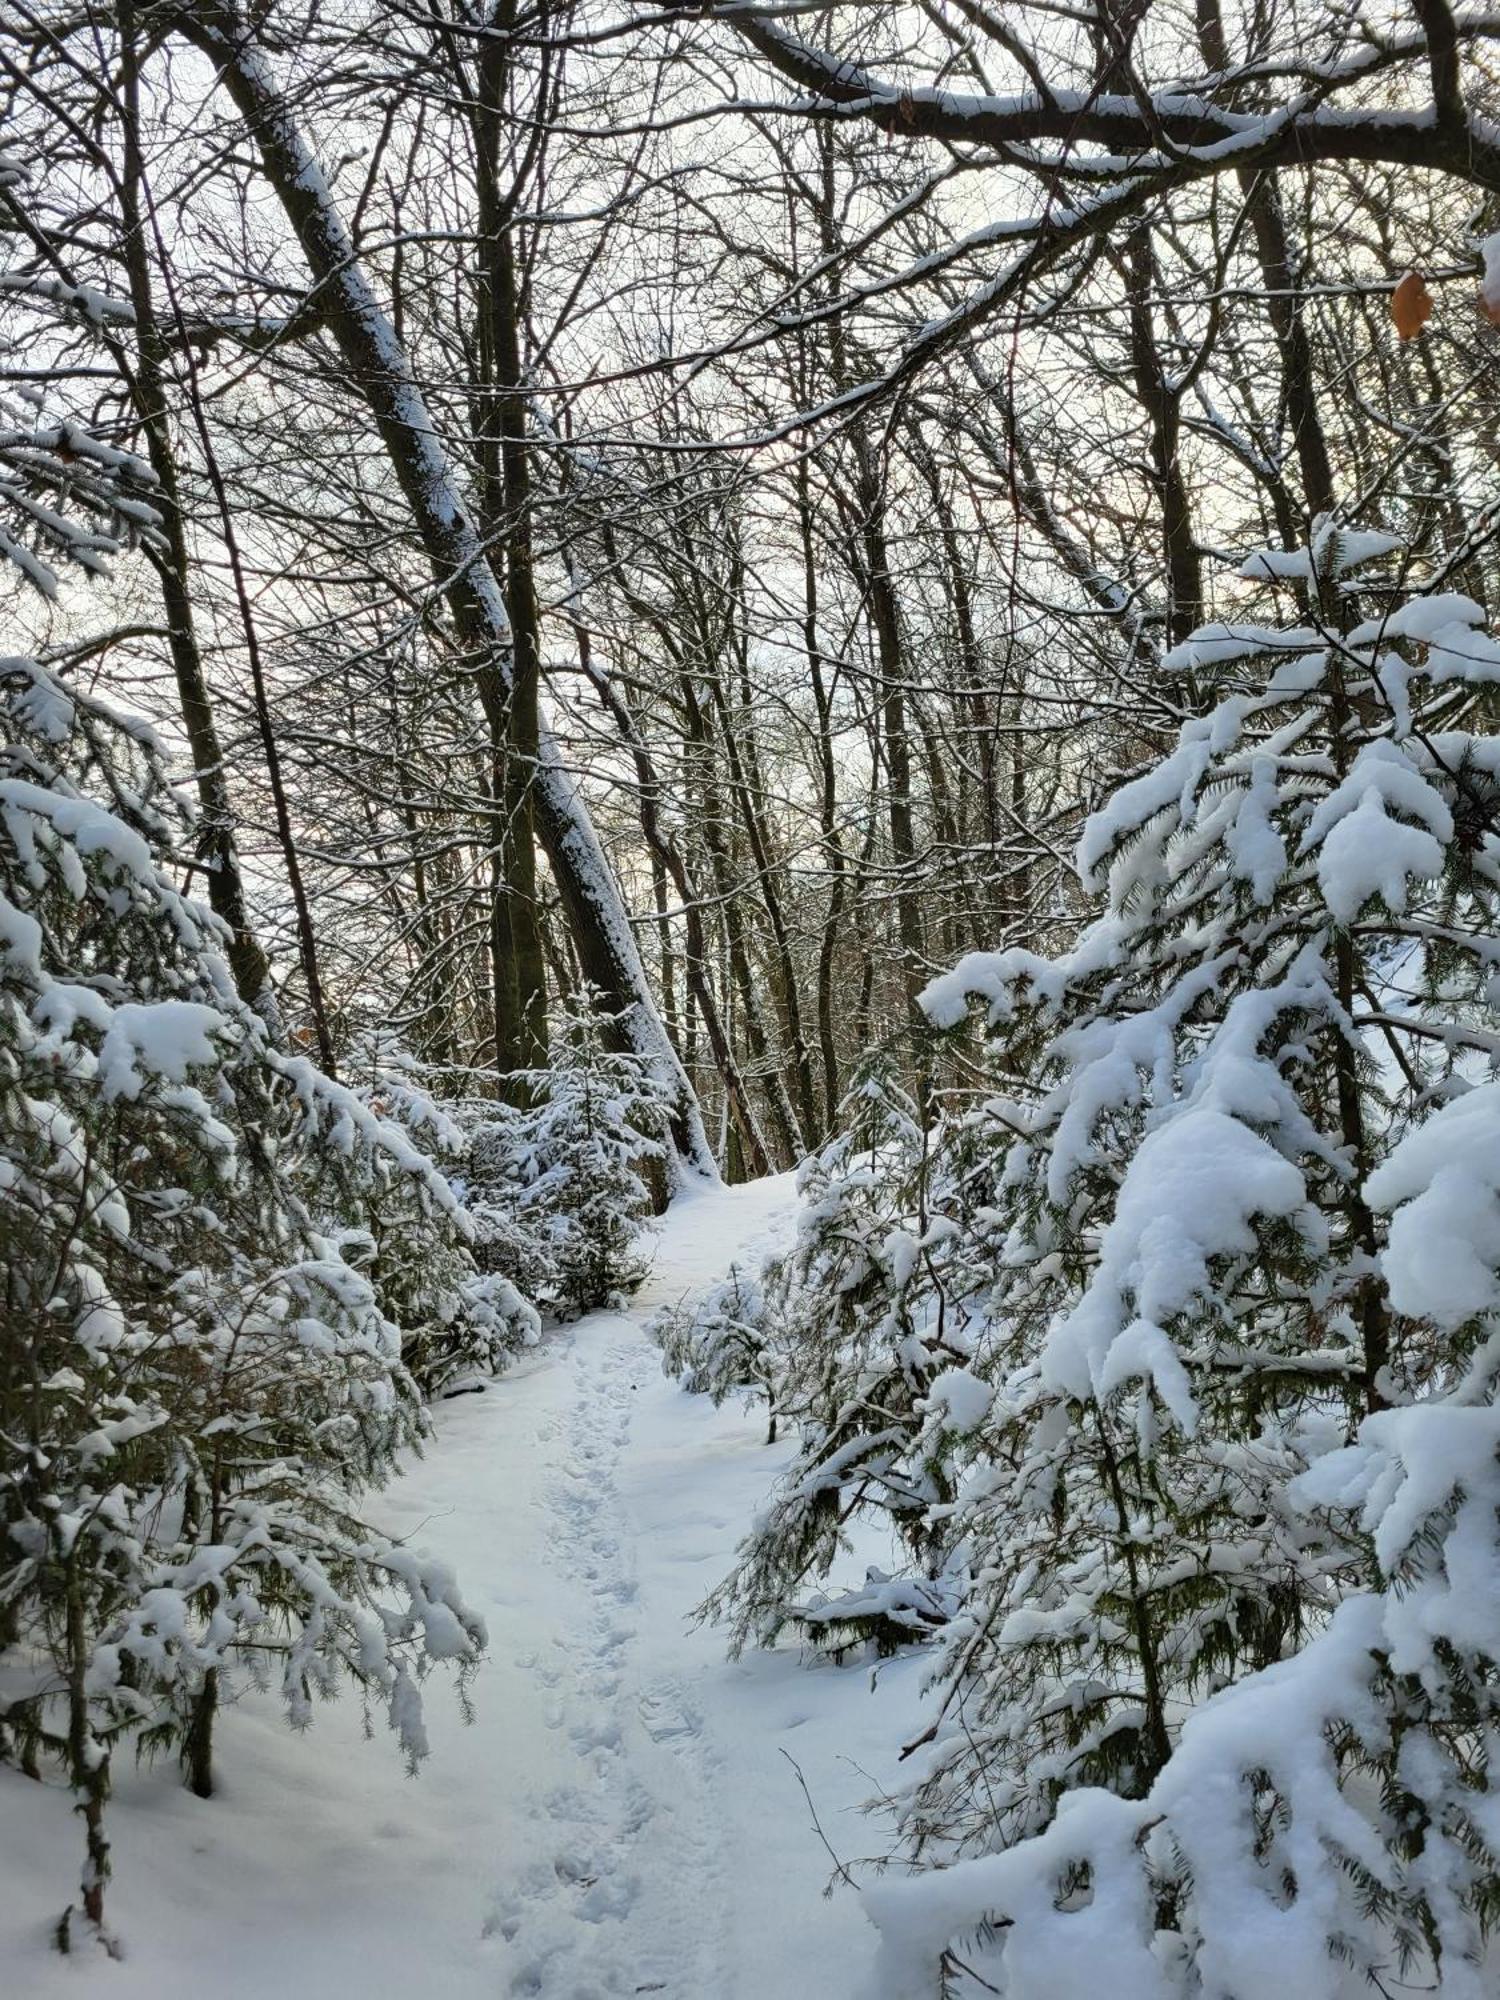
[483, 1283, 734, 1997]
[4, 1170, 913, 2000]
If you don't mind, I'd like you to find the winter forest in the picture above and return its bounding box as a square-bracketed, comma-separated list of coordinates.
[9, 1, 1500, 1995]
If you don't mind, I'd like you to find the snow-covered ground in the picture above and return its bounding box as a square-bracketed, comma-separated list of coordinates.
[2, 1173, 922, 2000]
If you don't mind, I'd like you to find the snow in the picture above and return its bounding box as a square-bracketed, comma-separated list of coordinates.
[1370, 1081, 1500, 1326]
[96, 1000, 228, 1101]
[1076, 715, 1224, 887]
[1237, 525, 1401, 583]
[919, 941, 1063, 1028]
[0, 1173, 917, 2000]
[1301, 738, 1452, 922]
[1224, 752, 1288, 902]
[922, 1366, 992, 1434]
[1043, 1105, 1307, 1427]
[1342, 590, 1500, 695]
[1, 778, 157, 887]
[1482, 230, 1500, 319]
[1160, 620, 1320, 676]
[1348, 590, 1485, 647]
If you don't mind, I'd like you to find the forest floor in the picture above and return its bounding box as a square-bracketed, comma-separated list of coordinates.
[2, 1173, 921, 2000]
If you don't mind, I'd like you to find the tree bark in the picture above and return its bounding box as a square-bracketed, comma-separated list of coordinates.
[114, 0, 276, 1023]
[469, 11, 547, 1079]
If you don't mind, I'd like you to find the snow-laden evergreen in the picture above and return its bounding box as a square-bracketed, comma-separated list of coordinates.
[0, 150, 162, 600]
[0, 402, 161, 600]
[651, 528, 1500, 1995]
[0, 655, 497, 1942]
[856, 531, 1500, 1993]
[464, 991, 674, 1321]
[871, 1094, 1500, 1996]
[650, 1262, 777, 1438]
[347, 1035, 541, 1387]
[697, 1068, 989, 1659]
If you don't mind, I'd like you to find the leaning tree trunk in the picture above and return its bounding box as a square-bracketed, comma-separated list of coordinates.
[183, 0, 716, 1182]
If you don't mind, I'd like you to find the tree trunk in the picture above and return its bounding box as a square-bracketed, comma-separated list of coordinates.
[62, 1545, 110, 1940]
[852, 456, 929, 1081]
[470, 16, 547, 1079]
[115, 0, 275, 1024]
[798, 460, 846, 1136]
[186, 2, 715, 1180]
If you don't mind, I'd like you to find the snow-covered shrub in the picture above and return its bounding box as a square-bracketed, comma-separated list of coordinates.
[701, 1070, 993, 1658]
[464, 1094, 562, 1298]
[465, 990, 671, 1320]
[0, 656, 486, 1941]
[873, 1095, 1500, 1999]
[350, 1036, 539, 1390]
[872, 530, 1500, 1993]
[650, 1263, 779, 1439]
[789, 1566, 959, 1664]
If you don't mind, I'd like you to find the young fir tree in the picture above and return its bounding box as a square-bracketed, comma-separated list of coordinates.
[0, 655, 487, 1946]
[874, 1094, 1500, 1998]
[702, 1068, 993, 1659]
[350, 1033, 540, 1390]
[650, 1263, 780, 1440]
[874, 529, 1500, 1995]
[466, 990, 672, 1320]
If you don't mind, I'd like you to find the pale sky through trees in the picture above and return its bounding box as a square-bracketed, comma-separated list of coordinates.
[7, 4, 1500, 1995]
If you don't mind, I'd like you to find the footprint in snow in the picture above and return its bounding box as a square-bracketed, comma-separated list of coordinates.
[637, 1680, 702, 1744]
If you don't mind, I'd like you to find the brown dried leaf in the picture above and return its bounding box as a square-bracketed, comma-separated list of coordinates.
[1391, 270, 1434, 341]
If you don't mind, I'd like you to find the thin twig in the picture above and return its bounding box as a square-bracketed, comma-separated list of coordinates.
[779, 1747, 859, 1894]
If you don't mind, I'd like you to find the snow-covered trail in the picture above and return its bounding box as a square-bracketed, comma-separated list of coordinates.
[3, 1174, 916, 2000]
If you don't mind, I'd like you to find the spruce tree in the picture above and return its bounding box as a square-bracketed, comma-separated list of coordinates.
[0, 654, 488, 1944]
[651, 1263, 779, 1440]
[703, 1068, 992, 1658]
[874, 529, 1500, 1994]
[465, 990, 672, 1320]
